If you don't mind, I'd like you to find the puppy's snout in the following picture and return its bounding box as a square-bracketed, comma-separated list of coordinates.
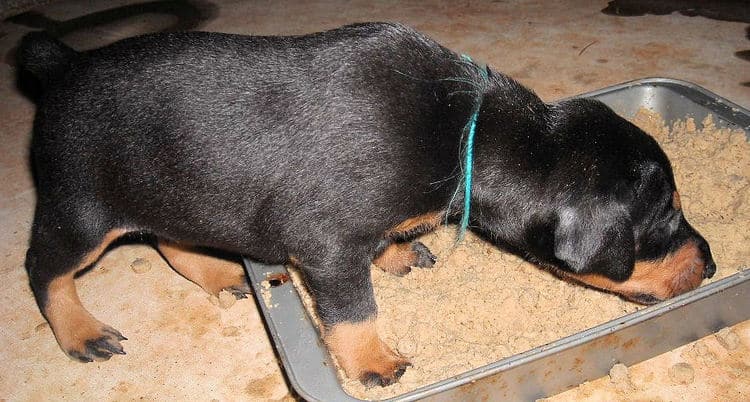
[702, 256, 716, 279]
[698, 239, 715, 279]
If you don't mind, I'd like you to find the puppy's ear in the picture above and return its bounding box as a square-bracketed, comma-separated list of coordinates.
[554, 200, 635, 281]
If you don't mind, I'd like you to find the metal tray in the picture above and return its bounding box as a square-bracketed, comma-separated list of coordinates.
[243, 78, 750, 401]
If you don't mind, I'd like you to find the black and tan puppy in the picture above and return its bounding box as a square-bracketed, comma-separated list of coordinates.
[18, 22, 714, 386]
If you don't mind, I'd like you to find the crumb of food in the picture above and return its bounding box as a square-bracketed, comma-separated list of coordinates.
[260, 286, 275, 309]
[668, 362, 695, 384]
[397, 338, 418, 356]
[218, 289, 237, 309]
[222, 326, 240, 337]
[715, 327, 741, 351]
[681, 340, 719, 365]
[609, 363, 633, 392]
[130, 257, 152, 273]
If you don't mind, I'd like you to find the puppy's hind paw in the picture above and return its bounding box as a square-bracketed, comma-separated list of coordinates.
[66, 325, 127, 362]
[224, 281, 252, 299]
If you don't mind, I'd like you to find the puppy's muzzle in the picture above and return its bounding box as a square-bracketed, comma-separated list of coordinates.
[699, 241, 716, 279]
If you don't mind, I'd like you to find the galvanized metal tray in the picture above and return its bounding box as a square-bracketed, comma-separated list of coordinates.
[243, 78, 750, 401]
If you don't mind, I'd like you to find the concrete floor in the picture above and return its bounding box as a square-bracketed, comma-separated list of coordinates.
[1, 0, 748, 400]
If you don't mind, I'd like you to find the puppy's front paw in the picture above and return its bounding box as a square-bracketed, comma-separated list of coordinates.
[373, 241, 437, 276]
[411, 241, 436, 268]
[325, 320, 411, 387]
[360, 359, 412, 387]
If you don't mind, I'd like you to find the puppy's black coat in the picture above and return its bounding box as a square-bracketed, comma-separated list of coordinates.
[18, 22, 714, 385]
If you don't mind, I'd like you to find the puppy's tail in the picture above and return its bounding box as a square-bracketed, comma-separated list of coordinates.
[16, 31, 77, 89]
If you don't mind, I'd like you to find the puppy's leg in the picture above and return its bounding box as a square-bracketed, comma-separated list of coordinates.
[157, 240, 250, 298]
[26, 210, 128, 362]
[305, 252, 410, 386]
[373, 241, 436, 276]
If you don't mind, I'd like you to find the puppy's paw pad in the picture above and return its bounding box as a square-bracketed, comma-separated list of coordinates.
[411, 241, 436, 268]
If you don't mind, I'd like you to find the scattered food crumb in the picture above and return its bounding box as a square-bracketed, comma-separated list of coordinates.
[222, 326, 240, 337]
[130, 257, 152, 273]
[218, 289, 237, 309]
[397, 338, 418, 355]
[609, 363, 633, 391]
[260, 285, 275, 309]
[668, 362, 695, 385]
[715, 327, 741, 351]
[245, 374, 282, 400]
[682, 340, 719, 365]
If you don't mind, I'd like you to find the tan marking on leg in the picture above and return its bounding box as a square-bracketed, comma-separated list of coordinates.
[45, 228, 128, 361]
[373, 243, 416, 276]
[325, 320, 411, 386]
[46, 273, 126, 361]
[386, 211, 444, 239]
[673, 191, 682, 210]
[158, 240, 247, 296]
[562, 241, 705, 303]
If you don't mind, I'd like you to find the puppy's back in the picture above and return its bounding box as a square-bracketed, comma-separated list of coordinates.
[21, 23, 467, 252]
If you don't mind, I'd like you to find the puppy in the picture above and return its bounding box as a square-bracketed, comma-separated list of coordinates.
[17, 22, 714, 387]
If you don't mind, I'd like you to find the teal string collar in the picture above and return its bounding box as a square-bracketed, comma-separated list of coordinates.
[455, 55, 488, 240]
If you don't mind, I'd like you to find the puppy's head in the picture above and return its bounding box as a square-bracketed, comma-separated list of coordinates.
[548, 99, 715, 304]
[474, 97, 714, 304]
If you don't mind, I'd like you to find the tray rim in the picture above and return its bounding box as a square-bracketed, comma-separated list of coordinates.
[570, 77, 750, 133]
[244, 77, 750, 402]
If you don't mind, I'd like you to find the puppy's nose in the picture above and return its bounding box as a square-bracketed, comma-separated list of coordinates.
[697, 240, 716, 279]
[703, 258, 716, 279]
